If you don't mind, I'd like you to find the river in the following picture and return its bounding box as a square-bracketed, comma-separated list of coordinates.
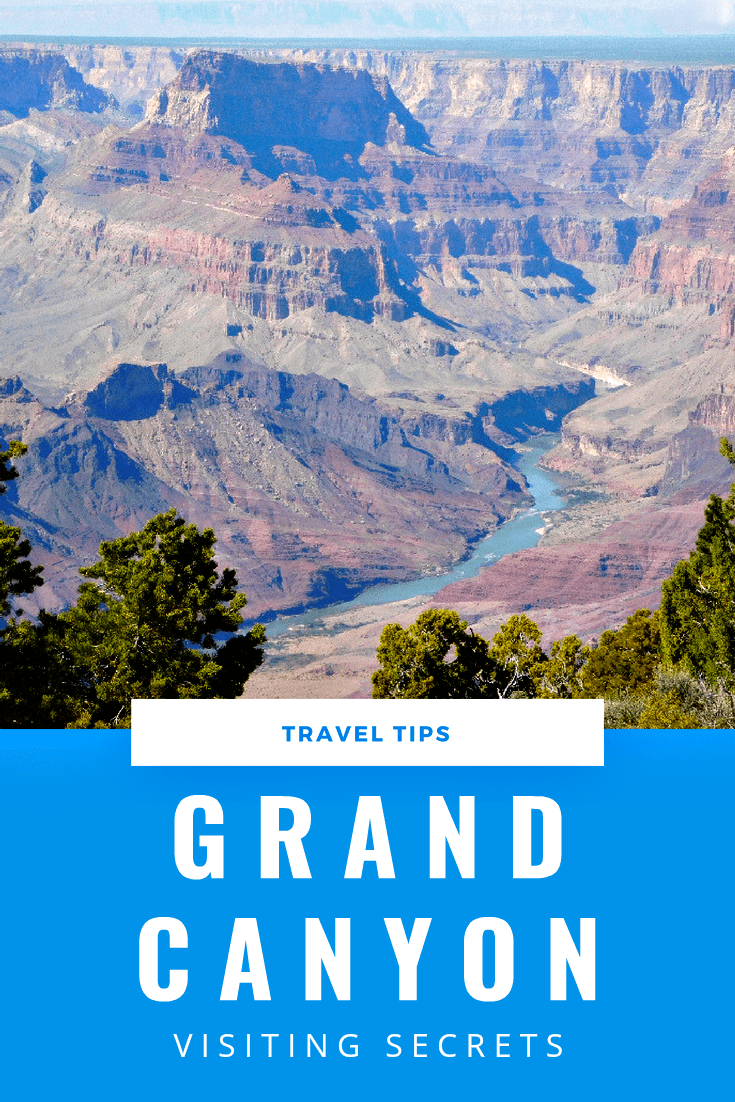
[264, 433, 566, 639]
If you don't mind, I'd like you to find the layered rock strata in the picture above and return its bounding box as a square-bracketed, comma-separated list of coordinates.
[0, 51, 660, 395]
[0, 48, 109, 117]
[1, 44, 735, 640]
[2, 360, 589, 617]
[240, 49, 735, 208]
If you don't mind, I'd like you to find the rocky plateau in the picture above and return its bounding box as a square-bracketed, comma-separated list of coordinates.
[0, 41, 734, 692]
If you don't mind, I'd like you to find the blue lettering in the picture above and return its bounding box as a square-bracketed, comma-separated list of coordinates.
[316, 726, 333, 742]
[355, 726, 368, 742]
[336, 726, 351, 742]
[299, 726, 313, 742]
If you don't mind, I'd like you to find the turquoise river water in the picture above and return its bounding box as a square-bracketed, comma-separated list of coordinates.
[264, 433, 566, 639]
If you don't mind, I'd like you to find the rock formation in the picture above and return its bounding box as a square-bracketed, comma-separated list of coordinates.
[1, 43, 735, 641]
[3, 360, 588, 618]
[239, 49, 735, 207]
[0, 50, 665, 398]
[145, 53, 431, 162]
[0, 48, 109, 117]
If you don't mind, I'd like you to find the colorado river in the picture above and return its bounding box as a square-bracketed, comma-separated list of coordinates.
[264, 433, 566, 639]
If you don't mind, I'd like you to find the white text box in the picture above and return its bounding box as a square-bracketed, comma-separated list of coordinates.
[131, 698, 604, 766]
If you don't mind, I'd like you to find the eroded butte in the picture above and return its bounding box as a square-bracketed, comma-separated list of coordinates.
[1, 42, 734, 693]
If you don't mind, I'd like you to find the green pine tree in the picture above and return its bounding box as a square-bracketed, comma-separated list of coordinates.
[579, 608, 661, 698]
[660, 438, 735, 687]
[372, 609, 497, 698]
[371, 609, 549, 699]
[57, 510, 265, 727]
[0, 441, 47, 725]
[0, 473, 266, 726]
[533, 633, 587, 698]
[0, 441, 43, 619]
[487, 613, 547, 697]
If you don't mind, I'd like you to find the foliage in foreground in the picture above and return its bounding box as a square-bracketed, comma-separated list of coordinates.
[0, 443, 265, 728]
[372, 438, 735, 728]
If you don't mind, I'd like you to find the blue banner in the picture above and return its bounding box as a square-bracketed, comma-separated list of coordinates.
[2, 728, 731, 1100]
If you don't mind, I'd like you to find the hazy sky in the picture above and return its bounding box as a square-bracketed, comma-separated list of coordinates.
[0, 0, 731, 40]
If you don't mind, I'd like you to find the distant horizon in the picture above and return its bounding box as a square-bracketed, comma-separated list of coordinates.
[3, 32, 735, 41]
[0, 0, 732, 47]
[3, 33, 735, 67]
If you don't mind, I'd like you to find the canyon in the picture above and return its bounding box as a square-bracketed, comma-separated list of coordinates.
[2, 358, 573, 617]
[0, 40, 734, 694]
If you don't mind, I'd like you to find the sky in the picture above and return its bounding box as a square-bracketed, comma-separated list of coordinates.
[0, 0, 732, 41]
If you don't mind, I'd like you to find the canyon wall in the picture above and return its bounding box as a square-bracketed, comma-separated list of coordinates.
[0, 360, 594, 617]
[238, 49, 735, 207]
[2, 41, 181, 116]
[0, 50, 659, 392]
[0, 47, 110, 117]
[1, 43, 735, 634]
[15, 42, 735, 209]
